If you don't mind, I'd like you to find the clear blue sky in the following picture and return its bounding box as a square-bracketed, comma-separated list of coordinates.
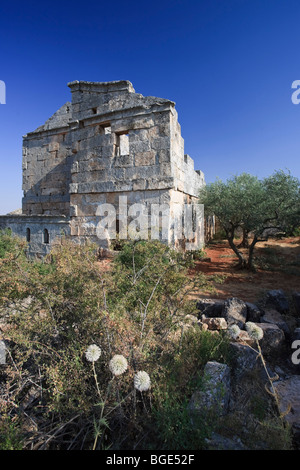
[0, 0, 299, 214]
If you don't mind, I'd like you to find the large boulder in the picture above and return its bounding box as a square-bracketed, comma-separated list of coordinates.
[221, 298, 247, 329]
[188, 361, 231, 418]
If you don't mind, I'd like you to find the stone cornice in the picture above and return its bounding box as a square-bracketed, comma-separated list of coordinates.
[68, 80, 135, 94]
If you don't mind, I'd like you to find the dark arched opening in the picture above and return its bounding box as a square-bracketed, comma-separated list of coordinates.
[43, 229, 49, 244]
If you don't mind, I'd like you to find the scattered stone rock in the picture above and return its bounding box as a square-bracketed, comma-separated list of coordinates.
[292, 292, 300, 316]
[205, 432, 246, 450]
[262, 308, 290, 338]
[264, 289, 289, 315]
[229, 342, 260, 379]
[246, 302, 263, 322]
[274, 365, 289, 380]
[292, 328, 300, 342]
[258, 323, 286, 356]
[221, 297, 247, 328]
[196, 298, 225, 318]
[201, 316, 228, 330]
[274, 376, 300, 448]
[238, 330, 256, 346]
[188, 361, 231, 418]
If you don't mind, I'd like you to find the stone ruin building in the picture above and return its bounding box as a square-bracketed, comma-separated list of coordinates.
[0, 80, 209, 256]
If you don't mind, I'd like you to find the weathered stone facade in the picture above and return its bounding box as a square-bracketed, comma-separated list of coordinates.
[0, 80, 206, 254]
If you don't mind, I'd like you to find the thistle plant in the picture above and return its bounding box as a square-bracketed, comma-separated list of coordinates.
[85, 346, 151, 449]
[245, 322, 264, 341]
[134, 371, 151, 392]
[85, 344, 102, 363]
[85, 344, 102, 400]
[109, 355, 128, 376]
[235, 322, 287, 423]
[227, 324, 241, 340]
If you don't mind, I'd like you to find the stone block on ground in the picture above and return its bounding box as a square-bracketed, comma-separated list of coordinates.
[221, 298, 247, 329]
[292, 292, 300, 316]
[201, 316, 228, 330]
[264, 289, 289, 314]
[188, 361, 231, 418]
[229, 342, 260, 379]
[238, 330, 256, 346]
[274, 376, 300, 448]
[246, 302, 263, 322]
[258, 322, 285, 356]
[196, 298, 225, 318]
[292, 328, 300, 342]
[262, 308, 290, 338]
[205, 432, 246, 450]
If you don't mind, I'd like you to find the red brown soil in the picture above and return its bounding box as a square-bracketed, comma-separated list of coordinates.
[96, 237, 300, 305]
[188, 237, 300, 304]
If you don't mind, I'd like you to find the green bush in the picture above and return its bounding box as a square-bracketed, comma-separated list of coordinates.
[0, 232, 290, 450]
[0, 234, 222, 449]
[0, 416, 24, 450]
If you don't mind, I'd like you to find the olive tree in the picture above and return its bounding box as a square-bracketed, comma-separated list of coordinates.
[199, 170, 300, 269]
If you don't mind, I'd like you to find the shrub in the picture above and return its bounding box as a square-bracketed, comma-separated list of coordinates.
[0, 234, 221, 449]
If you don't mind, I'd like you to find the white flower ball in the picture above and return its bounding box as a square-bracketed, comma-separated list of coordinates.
[85, 344, 101, 362]
[109, 355, 128, 376]
[134, 371, 151, 392]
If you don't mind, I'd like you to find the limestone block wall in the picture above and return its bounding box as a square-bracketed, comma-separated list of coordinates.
[69, 112, 174, 217]
[14, 80, 207, 253]
[170, 108, 204, 197]
[22, 103, 73, 216]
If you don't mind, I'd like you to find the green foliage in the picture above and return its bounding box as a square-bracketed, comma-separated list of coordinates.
[0, 233, 221, 449]
[0, 416, 24, 450]
[0, 228, 26, 259]
[0, 231, 293, 450]
[292, 226, 300, 237]
[151, 396, 214, 450]
[149, 329, 232, 449]
[199, 170, 300, 269]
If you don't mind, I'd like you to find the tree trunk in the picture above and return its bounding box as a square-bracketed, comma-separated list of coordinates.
[227, 235, 247, 268]
[247, 235, 258, 270]
[238, 227, 249, 248]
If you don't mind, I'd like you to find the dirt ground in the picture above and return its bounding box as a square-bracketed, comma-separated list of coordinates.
[97, 237, 300, 305]
[188, 237, 300, 304]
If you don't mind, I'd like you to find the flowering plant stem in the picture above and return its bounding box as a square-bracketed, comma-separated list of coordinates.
[92, 361, 102, 402]
[242, 340, 284, 423]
